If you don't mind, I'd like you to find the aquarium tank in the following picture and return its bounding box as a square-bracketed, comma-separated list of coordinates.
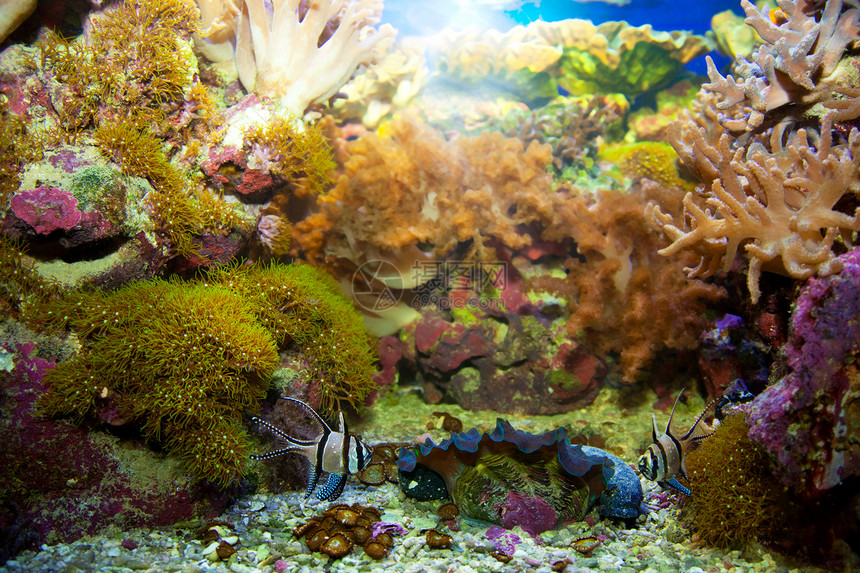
[0, 0, 858, 571]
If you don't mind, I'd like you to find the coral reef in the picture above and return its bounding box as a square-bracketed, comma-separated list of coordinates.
[0, 0, 35, 43]
[8, 186, 81, 234]
[499, 95, 625, 181]
[601, 141, 696, 192]
[0, 0, 250, 272]
[697, 314, 772, 401]
[704, 0, 859, 132]
[0, 235, 56, 319]
[197, 0, 396, 115]
[293, 115, 556, 266]
[203, 98, 336, 198]
[0, 340, 233, 547]
[649, 114, 860, 303]
[435, 19, 710, 99]
[333, 40, 429, 127]
[532, 187, 725, 383]
[647, 0, 860, 303]
[37, 262, 376, 485]
[748, 246, 860, 496]
[391, 307, 606, 415]
[397, 419, 642, 533]
[39, 0, 205, 134]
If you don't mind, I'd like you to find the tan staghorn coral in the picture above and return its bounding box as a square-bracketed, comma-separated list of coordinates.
[648, 116, 860, 303]
[197, 0, 395, 115]
[648, 0, 860, 304]
[703, 0, 860, 131]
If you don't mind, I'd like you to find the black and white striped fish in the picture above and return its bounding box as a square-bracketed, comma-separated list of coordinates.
[250, 397, 373, 501]
[638, 389, 715, 496]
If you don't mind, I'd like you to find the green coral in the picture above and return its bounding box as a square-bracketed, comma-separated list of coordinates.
[243, 115, 337, 196]
[40, 0, 202, 132]
[0, 236, 57, 319]
[38, 262, 377, 485]
[558, 42, 684, 98]
[92, 121, 249, 258]
[600, 141, 696, 192]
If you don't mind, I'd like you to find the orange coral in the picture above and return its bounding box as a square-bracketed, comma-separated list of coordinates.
[294, 116, 557, 265]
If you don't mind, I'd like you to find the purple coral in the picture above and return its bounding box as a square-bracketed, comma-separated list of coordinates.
[9, 186, 82, 234]
[499, 491, 557, 536]
[485, 526, 521, 555]
[748, 247, 860, 495]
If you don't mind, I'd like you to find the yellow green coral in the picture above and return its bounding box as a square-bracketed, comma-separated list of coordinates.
[38, 262, 377, 485]
[40, 0, 201, 131]
[682, 414, 788, 548]
[244, 116, 337, 196]
[601, 141, 696, 192]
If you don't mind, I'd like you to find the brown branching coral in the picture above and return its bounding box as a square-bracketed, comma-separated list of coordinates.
[647, 0, 860, 304]
[703, 0, 860, 132]
[535, 187, 725, 383]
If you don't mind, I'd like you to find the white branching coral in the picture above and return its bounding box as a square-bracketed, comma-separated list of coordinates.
[647, 0, 860, 304]
[703, 0, 860, 131]
[647, 116, 860, 303]
[198, 0, 395, 115]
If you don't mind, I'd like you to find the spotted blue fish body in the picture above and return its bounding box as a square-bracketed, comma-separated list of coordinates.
[251, 398, 373, 501]
[638, 390, 715, 495]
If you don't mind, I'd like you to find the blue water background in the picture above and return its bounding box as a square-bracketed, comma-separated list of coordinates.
[382, 0, 746, 74]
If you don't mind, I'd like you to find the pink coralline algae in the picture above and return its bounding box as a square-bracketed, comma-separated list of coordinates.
[395, 308, 606, 414]
[748, 247, 860, 496]
[9, 186, 82, 234]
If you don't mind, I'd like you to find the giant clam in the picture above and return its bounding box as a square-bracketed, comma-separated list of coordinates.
[398, 419, 642, 534]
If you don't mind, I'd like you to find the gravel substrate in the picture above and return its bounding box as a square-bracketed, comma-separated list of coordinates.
[0, 390, 826, 573]
[1, 478, 819, 573]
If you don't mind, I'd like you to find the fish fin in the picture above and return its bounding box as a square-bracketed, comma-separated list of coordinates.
[662, 478, 691, 496]
[666, 387, 686, 434]
[680, 398, 719, 442]
[337, 411, 347, 435]
[284, 397, 334, 434]
[651, 414, 659, 442]
[317, 473, 347, 501]
[251, 416, 316, 447]
[250, 447, 300, 461]
[305, 464, 322, 498]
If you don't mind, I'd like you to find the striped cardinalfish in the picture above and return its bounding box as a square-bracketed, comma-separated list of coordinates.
[638, 389, 715, 496]
[250, 397, 373, 501]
